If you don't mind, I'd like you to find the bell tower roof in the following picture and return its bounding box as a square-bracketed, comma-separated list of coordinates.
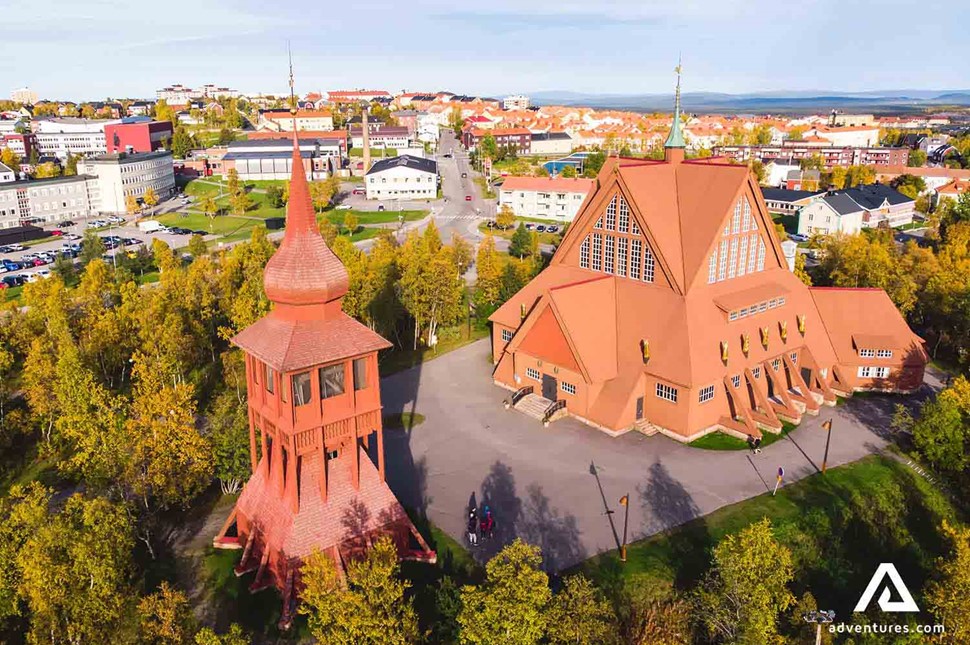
[664, 58, 687, 155]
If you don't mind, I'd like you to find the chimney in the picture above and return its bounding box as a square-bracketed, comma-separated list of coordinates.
[362, 104, 371, 174]
[781, 240, 797, 272]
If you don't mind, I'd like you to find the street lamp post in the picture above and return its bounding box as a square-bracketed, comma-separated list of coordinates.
[619, 494, 630, 562]
[821, 419, 833, 473]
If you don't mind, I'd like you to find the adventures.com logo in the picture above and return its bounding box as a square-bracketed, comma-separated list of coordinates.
[826, 563, 945, 637]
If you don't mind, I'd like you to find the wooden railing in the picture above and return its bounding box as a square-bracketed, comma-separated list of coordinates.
[508, 385, 533, 407]
[542, 399, 567, 424]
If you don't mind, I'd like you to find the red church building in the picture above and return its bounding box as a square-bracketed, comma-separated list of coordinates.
[490, 76, 927, 442]
[214, 130, 434, 627]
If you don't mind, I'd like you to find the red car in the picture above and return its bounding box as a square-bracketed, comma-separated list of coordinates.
[465, 195, 472, 201]
[50, 229, 64, 236]
[32, 258, 46, 267]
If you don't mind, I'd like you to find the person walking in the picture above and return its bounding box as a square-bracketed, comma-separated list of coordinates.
[467, 508, 479, 546]
[481, 505, 495, 540]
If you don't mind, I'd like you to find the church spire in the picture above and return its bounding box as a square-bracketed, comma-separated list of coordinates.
[664, 57, 686, 160]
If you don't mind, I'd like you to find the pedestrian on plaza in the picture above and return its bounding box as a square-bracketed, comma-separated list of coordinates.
[481, 506, 495, 540]
[467, 508, 479, 546]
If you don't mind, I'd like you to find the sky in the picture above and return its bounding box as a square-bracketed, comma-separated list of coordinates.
[1, 0, 968, 101]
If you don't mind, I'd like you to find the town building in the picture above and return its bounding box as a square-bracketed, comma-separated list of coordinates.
[714, 143, 908, 168]
[212, 137, 434, 628]
[156, 84, 238, 103]
[462, 127, 532, 155]
[104, 118, 173, 154]
[257, 109, 334, 132]
[349, 126, 410, 150]
[503, 94, 531, 110]
[32, 117, 121, 159]
[528, 132, 574, 157]
[0, 175, 93, 229]
[761, 188, 824, 216]
[326, 90, 392, 104]
[829, 113, 875, 127]
[498, 176, 594, 222]
[796, 184, 915, 236]
[1, 132, 36, 159]
[0, 163, 14, 184]
[223, 137, 343, 181]
[936, 179, 969, 204]
[364, 155, 437, 200]
[783, 169, 820, 190]
[80, 150, 175, 214]
[11, 87, 38, 105]
[801, 125, 879, 147]
[873, 165, 970, 192]
[127, 101, 154, 117]
[489, 81, 926, 442]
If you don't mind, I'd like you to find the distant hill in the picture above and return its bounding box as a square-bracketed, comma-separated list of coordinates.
[525, 89, 970, 114]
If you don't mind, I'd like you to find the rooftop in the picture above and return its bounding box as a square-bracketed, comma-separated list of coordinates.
[366, 154, 437, 176]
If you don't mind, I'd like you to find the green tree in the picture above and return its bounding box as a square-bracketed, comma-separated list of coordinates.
[499, 260, 529, 303]
[78, 228, 107, 266]
[0, 483, 49, 622]
[788, 126, 805, 141]
[583, 151, 607, 177]
[509, 222, 533, 258]
[480, 133, 499, 160]
[226, 168, 241, 198]
[143, 186, 159, 210]
[216, 127, 235, 145]
[749, 123, 773, 145]
[194, 624, 249, 645]
[170, 127, 196, 158]
[154, 98, 177, 125]
[910, 378, 970, 474]
[546, 574, 617, 645]
[1, 147, 21, 172]
[19, 494, 134, 645]
[343, 211, 359, 235]
[799, 153, 825, 171]
[496, 204, 516, 229]
[207, 351, 251, 494]
[299, 537, 419, 645]
[750, 159, 766, 185]
[309, 178, 337, 212]
[926, 520, 970, 643]
[229, 190, 252, 215]
[138, 581, 195, 645]
[34, 161, 61, 178]
[265, 184, 284, 208]
[64, 152, 79, 176]
[188, 234, 208, 258]
[891, 173, 927, 200]
[399, 234, 464, 350]
[908, 149, 927, 167]
[458, 539, 551, 645]
[696, 518, 795, 644]
[126, 193, 141, 215]
[560, 164, 578, 178]
[475, 235, 502, 311]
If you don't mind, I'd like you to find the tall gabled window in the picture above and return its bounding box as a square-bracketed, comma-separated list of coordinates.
[591, 233, 602, 271]
[631, 218, 640, 236]
[708, 249, 717, 284]
[579, 236, 590, 268]
[618, 196, 630, 233]
[265, 363, 275, 394]
[732, 200, 741, 233]
[756, 238, 766, 271]
[604, 235, 615, 274]
[737, 236, 748, 277]
[727, 237, 739, 279]
[718, 239, 728, 281]
[605, 196, 617, 230]
[747, 233, 759, 274]
[643, 245, 655, 283]
[617, 237, 628, 277]
[630, 239, 642, 280]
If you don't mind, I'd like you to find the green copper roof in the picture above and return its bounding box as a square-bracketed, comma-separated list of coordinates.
[665, 61, 686, 149]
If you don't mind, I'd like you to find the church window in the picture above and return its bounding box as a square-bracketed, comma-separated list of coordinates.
[319, 363, 345, 398]
[353, 358, 368, 391]
[630, 239, 642, 280]
[656, 382, 678, 403]
[618, 196, 630, 233]
[732, 200, 741, 233]
[747, 233, 759, 274]
[605, 196, 617, 230]
[737, 236, 748, 277]
[708, 248, 717, 283]
[631, 218, 640, 235]
[592, 234, 602, 270]
[595, 217, 602, 229]
[502, 329, 513, 342]
[604, 235, 615, 273]
[727, 237, 739, 279]
[698, 385, 715, 403]
[731, 374, 742, 389]
[580, 236, 590, 268]
[617, 237, 628, 277]
[718, 240, 728, 281]
[643, 245, 655, 283]
[757, 239, 766, 271]
[292, 371, 312, 406]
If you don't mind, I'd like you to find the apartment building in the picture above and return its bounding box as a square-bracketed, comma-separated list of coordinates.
[714, 143, 908, 168]
[503, 94, 531, 110]
[0, 175, 93, 229]
[81, 151, 175, 214]
[32, 117, 120, 159]
[499, 176, 594, 221]
[796, 184, 915, 236]
[365, 155, 437, 200]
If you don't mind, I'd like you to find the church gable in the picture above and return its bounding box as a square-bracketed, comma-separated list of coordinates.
[553, 173, 674, 290]
[517, 307, 581, 374]
[694, 178, 783, 289]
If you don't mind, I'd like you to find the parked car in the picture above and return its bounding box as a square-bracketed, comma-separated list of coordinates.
[337, 204, 353, 210]
[50, 229, 64, 236]
[536, 225, 547, 232]
[547, 225, 559, 233]
[58, 220, 76, 227]
[2, 275, 24, 287]
[169, 227, 191, 235]
[7, 244, 24, 252]
[525, 223, 535, 230]
[461, 172, 468, 178]
[64, 233, 81, 240]
[378, 203, 385, 211]
[465, 195, 472, 201]
[352, 188, 365, 195]
[191, 231, 207, 236]
[789, 233, 809, 243]
[35, 269, 52, 279]
[2, 260, 22, 271]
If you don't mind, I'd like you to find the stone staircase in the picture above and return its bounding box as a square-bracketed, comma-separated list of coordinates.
[514, 394, 555, 421]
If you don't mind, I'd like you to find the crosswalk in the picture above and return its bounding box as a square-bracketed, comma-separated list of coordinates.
[433, 211, 484, 221]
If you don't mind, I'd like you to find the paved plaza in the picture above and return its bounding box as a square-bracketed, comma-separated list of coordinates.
[380, 339, 941, 572]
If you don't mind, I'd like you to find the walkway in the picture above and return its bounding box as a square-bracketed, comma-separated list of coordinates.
[380, 339, 942, 571]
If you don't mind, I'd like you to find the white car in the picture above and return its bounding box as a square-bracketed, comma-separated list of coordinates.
[36, 269, 52, 279]
[337, 204, 353, 210]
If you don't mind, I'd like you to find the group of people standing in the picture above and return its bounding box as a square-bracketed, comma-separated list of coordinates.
[467, 504, 495, 546]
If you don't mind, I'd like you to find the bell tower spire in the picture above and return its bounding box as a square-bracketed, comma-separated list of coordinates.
[664, 56, 686, 163]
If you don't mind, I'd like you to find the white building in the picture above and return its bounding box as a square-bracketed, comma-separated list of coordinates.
[498, 176, 594, 222]
[11, 87, 38, 105]
[156, 84, 238, 103]
[257, 109, 334, 132]
[81, 151, 175, 214]
[0, 163, 14, 184]
[800, 126, 880, 148]
[797, 184, 915, 237]
[0, 175, 93, 229]
[528, 132, 574, 157]
[416, 113, 440, 144]
[33, 118, 120, 159]
[503, 95, 531, 110]
[223, 138, 342, 181]
[365, 155, 437, 200]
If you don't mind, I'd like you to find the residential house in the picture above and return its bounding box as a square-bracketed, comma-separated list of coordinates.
[498, 176, 594, 222]
[365, 155, 437, 200]
[796, 184, 915, 236]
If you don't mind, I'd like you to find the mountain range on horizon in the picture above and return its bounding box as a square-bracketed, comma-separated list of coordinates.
[521, 89, 970, 115]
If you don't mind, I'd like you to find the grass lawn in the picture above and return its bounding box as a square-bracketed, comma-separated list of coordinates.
[689, 421, 796, 450]
[379, 323, 490, 377]
[572, 454, 960, 616]
[772, 213, 798, 234]
[182, 178, 224, 198]
[2, 284, 23, 304]
[323, 209, 426, 228]
[156, 212, 257, 237]
[474, 176, 495, 199]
